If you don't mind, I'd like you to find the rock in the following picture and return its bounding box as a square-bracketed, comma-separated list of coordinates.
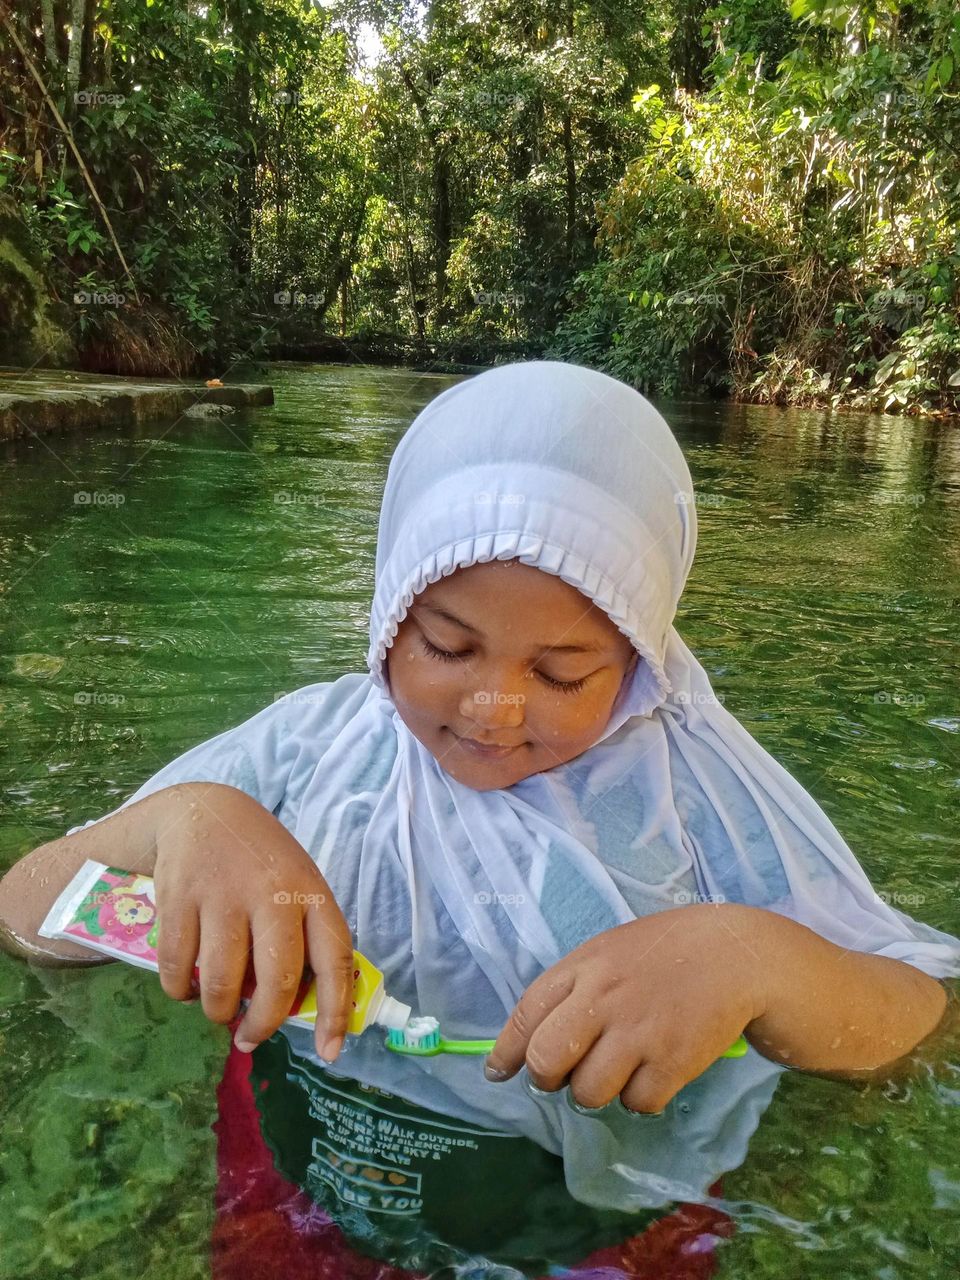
[0, 195, 76, 368]
[183, 402, 237, 417]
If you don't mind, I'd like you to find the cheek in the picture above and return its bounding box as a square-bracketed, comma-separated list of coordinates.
[387, 643, 457, 710]
[533, 691, 609, 741]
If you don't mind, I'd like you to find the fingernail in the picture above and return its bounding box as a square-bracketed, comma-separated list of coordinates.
[484, 1060, 509, 1082]
[321, 1034, 344, 1063]
[234, 1035, 257, 1053]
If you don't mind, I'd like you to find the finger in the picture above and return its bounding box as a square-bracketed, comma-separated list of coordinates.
[522, 1000, 604, 1092]
[196, 905, 251, 1025]
[619, 1056, 686, 1115]
[303, 896, 355, 1063]
[154, 879, 200, 1002]
[232, 904, 305, 1049]
[567, 1028, 646, 1110]
[484, 968, 575, 1081]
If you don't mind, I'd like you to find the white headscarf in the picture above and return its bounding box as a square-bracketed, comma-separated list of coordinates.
[69, 359, 960, 1210]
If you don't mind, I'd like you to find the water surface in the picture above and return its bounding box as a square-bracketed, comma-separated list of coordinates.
[1, 363, 959, 1278]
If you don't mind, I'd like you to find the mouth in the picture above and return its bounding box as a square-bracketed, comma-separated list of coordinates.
[451, 732, 523, 760]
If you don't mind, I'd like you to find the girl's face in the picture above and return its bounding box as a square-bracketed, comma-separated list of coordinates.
[385, 559, 639, 791]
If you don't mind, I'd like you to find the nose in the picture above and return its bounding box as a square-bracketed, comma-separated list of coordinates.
[459, 671, 527, 733]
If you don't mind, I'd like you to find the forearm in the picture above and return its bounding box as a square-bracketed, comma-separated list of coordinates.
[742, 905, 950, 1078]
[0, 781, 244, 965]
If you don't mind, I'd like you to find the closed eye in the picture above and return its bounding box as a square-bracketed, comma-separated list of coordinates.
[418, 636, 590, 694]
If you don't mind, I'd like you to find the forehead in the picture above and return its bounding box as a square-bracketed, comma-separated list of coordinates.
[413, 559, 623, 643]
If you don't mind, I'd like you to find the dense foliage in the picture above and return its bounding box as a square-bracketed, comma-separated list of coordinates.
[1, 0, 959, 411]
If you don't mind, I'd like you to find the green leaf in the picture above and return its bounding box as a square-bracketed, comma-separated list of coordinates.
[874, 352, 900, 386]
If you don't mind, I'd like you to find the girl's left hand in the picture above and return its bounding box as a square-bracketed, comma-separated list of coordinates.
[483, 903, 770, 1113]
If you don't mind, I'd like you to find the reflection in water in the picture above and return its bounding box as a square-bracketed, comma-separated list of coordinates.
[2, 364, 960, 1278]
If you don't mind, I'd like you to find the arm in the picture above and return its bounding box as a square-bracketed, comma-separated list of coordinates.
[482, 903, 957, 1113]
[744, 905, 954, 1080]
[0, 780, 356, 1062]
[0, 782, 232, 966]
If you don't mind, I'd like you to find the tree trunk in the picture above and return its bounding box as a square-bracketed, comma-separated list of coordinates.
[226, 0, 255, 279]
[432, 143, 451, 318]
[319, 190, 370, 320]
[40, 0, 59, 68]
[562, 111, 575, 267]
[400, 64, 452, 326]
[562, 0, 576, 268]
[396, 157, 425, 341]
[65, 0, 85, 117]
[671, 0, 710, 93]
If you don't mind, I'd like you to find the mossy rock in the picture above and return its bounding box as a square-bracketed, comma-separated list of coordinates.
[0, 195, 76, 368]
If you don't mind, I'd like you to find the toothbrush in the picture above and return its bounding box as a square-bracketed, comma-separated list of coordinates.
[385, 1017, 749, 1060]
[385, 1016, 495, 1057]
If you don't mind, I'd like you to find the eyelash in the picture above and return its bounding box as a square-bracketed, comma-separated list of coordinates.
[418, 636, 589, 694]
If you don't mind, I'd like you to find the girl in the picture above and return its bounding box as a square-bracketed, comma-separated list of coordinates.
[2, 360, 959, 1277]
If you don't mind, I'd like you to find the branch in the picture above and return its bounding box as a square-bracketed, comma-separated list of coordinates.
[0, 2, 141, 304]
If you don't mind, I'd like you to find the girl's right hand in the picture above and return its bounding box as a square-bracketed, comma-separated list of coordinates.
[153, 782, 354, 1062]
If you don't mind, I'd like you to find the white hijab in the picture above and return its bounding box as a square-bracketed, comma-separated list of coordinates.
[70, 359, 960, 1210]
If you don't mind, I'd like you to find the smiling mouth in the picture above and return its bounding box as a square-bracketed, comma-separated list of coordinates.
[452, 732, 523, 758]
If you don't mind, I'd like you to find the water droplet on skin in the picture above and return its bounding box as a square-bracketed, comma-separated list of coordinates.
[268, 947, 279, 958]
[830, 1036, 842, 1049]
[568, 1039, 581, 1054]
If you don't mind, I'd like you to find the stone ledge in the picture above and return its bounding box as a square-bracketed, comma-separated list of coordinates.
[0, 368, 274, 443]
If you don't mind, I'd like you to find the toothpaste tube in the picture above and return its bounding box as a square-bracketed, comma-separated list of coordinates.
[38, 859, 327, 1030]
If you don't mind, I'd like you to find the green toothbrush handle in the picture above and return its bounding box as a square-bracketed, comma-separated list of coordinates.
[439, 1038, 497, 1055]
[723, 1035, 749, 1058]
[439, 1035, 747, 1059]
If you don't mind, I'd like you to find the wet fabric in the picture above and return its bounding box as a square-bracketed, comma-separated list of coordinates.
[211, 1021, 736, 1280]
[68, 360, 960, 1212]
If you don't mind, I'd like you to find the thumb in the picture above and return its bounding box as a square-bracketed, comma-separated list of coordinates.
[303, 902, 355, 1063]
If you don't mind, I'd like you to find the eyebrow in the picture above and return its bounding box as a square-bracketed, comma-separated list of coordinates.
[412, 603, 608, 654]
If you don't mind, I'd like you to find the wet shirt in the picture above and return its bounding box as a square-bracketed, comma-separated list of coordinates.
[250, 1031, 661, 1275]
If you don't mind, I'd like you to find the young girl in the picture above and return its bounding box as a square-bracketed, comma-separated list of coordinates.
[2, 360, 959, 1277]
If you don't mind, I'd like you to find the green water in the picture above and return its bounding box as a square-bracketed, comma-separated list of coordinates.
[1, 363, 959, 1278]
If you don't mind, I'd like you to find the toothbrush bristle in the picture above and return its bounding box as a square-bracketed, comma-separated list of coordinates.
[402, 1016, 441, 1049]
[384, 1016, 443, 1054]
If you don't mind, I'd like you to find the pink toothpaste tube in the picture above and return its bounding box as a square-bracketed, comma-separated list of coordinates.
[37, 859, 314, 1025]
